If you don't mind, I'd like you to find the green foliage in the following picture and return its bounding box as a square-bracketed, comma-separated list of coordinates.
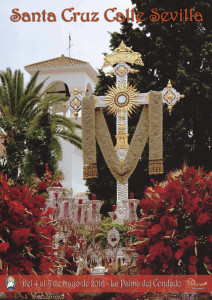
[23, 112, 57, 180]
[87, 0, 212, 201]
[0, 120, 27, 180]
[23, 99, 82, 181]
[94, 69, 115, 96]
[0, 68, 82, 182]
[0, 68, 45, 125]
[95, 217, 130, 249]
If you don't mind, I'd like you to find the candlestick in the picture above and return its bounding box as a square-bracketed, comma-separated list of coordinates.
[91, 194, 97, 220]
[84, 210, 88, 224]
[129, 202, 134, 220]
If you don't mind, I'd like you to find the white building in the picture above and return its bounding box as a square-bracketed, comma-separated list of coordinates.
[25, 55, 98, 195]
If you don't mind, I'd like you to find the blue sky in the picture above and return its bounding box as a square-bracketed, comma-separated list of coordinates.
[0, 0, 135, 82]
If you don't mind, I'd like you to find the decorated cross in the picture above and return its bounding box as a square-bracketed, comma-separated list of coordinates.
[67, 41, 184, 224]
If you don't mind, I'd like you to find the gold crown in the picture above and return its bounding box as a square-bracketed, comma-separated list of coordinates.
[102, 41, 144, 68]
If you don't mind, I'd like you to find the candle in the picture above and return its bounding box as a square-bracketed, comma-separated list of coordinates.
[53, 192, 58, 206]
[92, 193, 96, 200]
[84, 210, 88, 224]
[130, 192, 134, 199]
[92, 195, 96, 220]
[64, 201, 69, 219]
[77, 199, 82, 223]
[53, 192, 58, 200]
[92, 204, 96, 220]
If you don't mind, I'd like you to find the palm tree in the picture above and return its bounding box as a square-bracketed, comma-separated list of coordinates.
[23, 96, 82, 179]
[0, 68, 46, 179]
[0, 68, 45, 125]
[0, 68, 81, 180]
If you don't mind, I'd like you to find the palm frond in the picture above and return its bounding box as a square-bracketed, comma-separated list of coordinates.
[53, 128, 82, 149]
[51, 137, 63, 161]
[26, 93, 67, 118]
[17, 96, 41, 127]
[32, 78, 48, 95]
[14, 70, 24, 109]
[24, 71, 40, 95]
[42, 93, 68, 108]
[50, 114, 81, 132]
[0, 69, 15, 115]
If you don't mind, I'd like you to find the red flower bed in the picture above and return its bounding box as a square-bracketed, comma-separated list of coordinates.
[0, 173, 61, 275]
[129, 164, 212, 274]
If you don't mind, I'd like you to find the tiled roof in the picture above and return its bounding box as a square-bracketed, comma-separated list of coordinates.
[25, 55, 88, 69]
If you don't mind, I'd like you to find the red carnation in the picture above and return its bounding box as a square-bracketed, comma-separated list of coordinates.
[184, 197, 199, 214]
[149, 241, 165, 257]
[207, 177, 212, 191]
[12, 228, 30, 247]
[45, 225, 57, 237]
[203, 197, 212, 209]
[0, 174, 8, 190]
[12, 201, 25, 216]
[8, 187, 20, 201]
[196, 212, 210, 226]
[178, 235, 195, 249]
[188, 264, 197, 274]
[163, 246, 174, 260]
[33, 194, 46, 208]
[0, 242, 9, 253]
[189, 256, 198, 265]
[160, 215, 176, 231]
[183, 166, 196, 181]
[154, 198, 167, 214]
[140, 198, 153, 213]
[175, 248, 184, 260]
[147, 224, 162, 237]
[145, 254, 155, 263]
[166, 181, 182, 198]
[36, 181, 48, 192]
[22, 260, 34, 274]
[43, 207, 53, 217]
[39, 257, 53, 274]
[138, 255, 145, 261]
[204, 256, 210, 264]
[8, 264, 19, 275]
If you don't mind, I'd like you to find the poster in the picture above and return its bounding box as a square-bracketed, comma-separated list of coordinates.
[0, 0, 211, 299]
